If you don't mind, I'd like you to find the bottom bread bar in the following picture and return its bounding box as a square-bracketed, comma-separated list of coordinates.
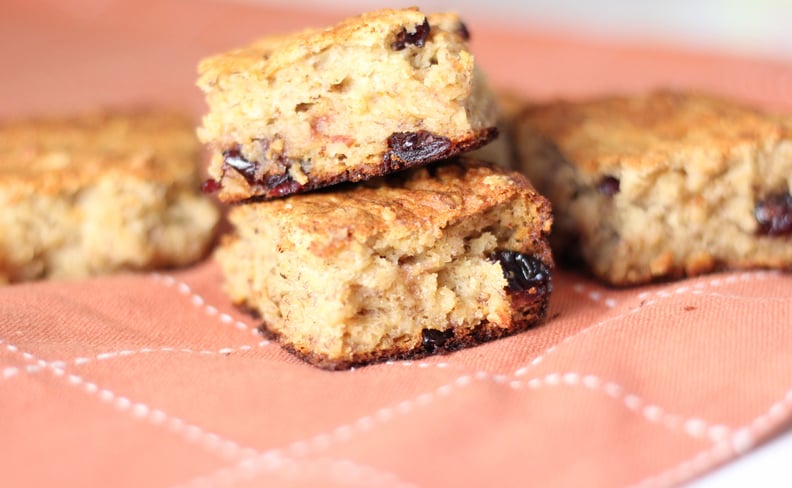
[217, 158, 553, 369]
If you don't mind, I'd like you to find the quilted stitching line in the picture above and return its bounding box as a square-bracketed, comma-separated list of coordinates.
[172, 454, 417, 488]
[171, 373, 472, 487]
[2, 341, 271, 378]
[667, 290, 792, 302]
[572, 282, 619, 308]
[383, 359, 451, 369]
[0, 338, 416, 488]
[151, 273, 260, 337]
[185, 369, 728, 487]
[511, 372, 732, 443]
[0, 338, 257, 461]
[514, 270, 780, 375]
[314, 370, 730, 446]
[628, 386, 792, 488]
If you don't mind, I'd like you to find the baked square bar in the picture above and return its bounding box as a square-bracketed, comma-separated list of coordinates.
[197, 7, 497, 202]
[0, 110, 220, 284]
[515, 91, 792, 285]
[217, 159, 553, 369]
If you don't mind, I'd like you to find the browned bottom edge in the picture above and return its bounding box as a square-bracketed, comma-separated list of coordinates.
[251, 288, 550, 371]
[217, 127, 499, 203]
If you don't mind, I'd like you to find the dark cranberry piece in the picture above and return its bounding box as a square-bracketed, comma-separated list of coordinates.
[421, 328, 454, 353]
[457, 22, 470, 41]
[597, 175, 620, 196]
[755, 193, 792, 236]
[383, 130, 451, 172]
[223, 147, 259, 184]
[265, 173, 303, 198]
[201, 178, 221, 193]
[391, 18, 430, 50]
[492, 251, 551, 294]
[222, 146, 305, 198]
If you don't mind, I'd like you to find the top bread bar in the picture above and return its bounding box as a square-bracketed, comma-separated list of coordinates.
[197, 7, 497, 202]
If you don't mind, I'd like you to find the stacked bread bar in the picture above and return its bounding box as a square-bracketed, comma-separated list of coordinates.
[197, 8, 554, 369]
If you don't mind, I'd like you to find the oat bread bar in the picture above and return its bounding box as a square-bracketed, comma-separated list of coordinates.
[217, 159, 553, 369]
[197, 7, 497, 202]
[515, 91, 792, 285]
[0, 110, 220, 284]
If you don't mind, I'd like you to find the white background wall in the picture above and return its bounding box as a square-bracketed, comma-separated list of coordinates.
[234, 0, 792, 60]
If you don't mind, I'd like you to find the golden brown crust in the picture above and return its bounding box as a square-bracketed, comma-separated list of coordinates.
[228, 157, 552, 262]
[520, 90, 791, 174]
[198, 9, 458, 84]
[0, 110, 202, 202]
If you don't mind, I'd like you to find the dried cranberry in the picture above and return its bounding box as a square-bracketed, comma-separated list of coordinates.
[201, 178, 221, 193]
[265, 173, 303, 198]
[597, 175, 620, 196]
[755, 193, 792, 236]
[383, 130, 452, 172]
[223, 147, 258, 184]
[391, 18, 430, 50]
[492, 251, 552, 294]
[221, 146, 306, 198]
[457, 22, 470, 41]
[421, 328, 454, 352]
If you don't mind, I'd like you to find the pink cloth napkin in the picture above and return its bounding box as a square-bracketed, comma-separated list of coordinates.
[2, 1, 792, 486]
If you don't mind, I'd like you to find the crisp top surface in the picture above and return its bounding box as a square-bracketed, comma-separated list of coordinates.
[197, 8, 464, 87]
[229, 159, 548, 252]
[521, 91, 792, 171]
[0, 110, 201, 195]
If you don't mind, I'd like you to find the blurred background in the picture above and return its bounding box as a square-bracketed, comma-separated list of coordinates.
[241, 0, 792, 60]
[3, 0, 792, 118]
